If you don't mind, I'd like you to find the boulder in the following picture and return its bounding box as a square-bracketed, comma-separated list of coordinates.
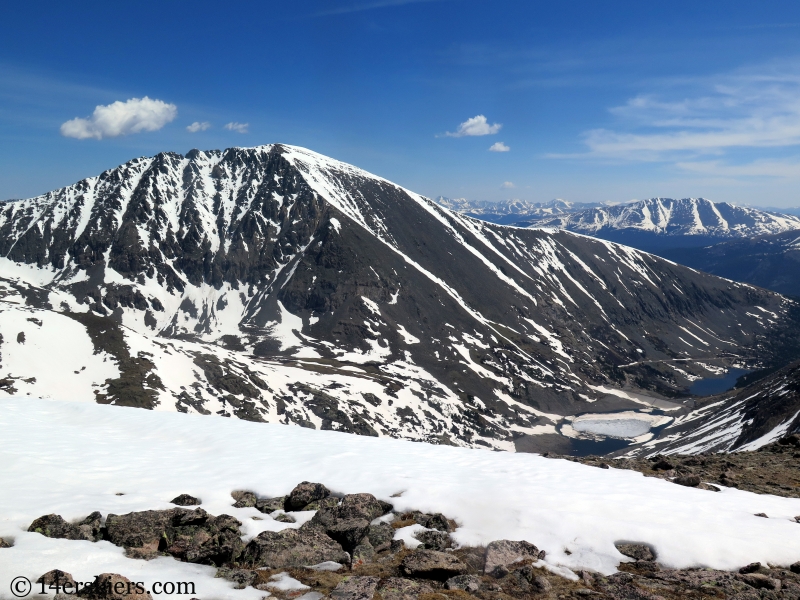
[285, 482, 331, 511]
[673, 475, 701, 487]
[28, 512, 103, 542]
[77, 574, 153, 600]
[484, 539, 541, 574]
[740, 573, 781, 591]
[401, 549, 467, 579]
[378, 577, 434, 600]
[791, 561, 800, 574]
[739, 562, 762, 574]
[615, 543, 655, 562]
[367, 522, 394, 550]
[37, 570, 76, 591]
[0, 537, 10, 548]
[351, 539, 375, 567]
[241, 527, 349, 569]
[215, 568, 257, 590]
[329, 576, 379, 600]
[403, 511, 452, 532]
[518, 565, 552, 592]
[413, 529, 451, 551]
[445, 574, 482, 593]
[231, 490, 257, 508]
[104, 508, 243, 564]
[309, 493, 388, 551]
[170, 494, 201, 506]
[255, 496, 286, 513]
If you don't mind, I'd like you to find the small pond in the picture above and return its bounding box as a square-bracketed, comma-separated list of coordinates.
[689, 368, 750, 396]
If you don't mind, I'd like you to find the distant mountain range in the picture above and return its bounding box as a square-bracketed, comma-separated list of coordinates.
[434, 197, 604, 225]
[437, 197, 800, 252]
[2, 145, 798, 455]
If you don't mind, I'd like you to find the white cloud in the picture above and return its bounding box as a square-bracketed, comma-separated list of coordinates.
[225, 122, 249, 134]
[676, 158, 800, 178]
[445, 115, 502, 137]
[489, 142, 510, 152]
[60, 97, 177, 140]
[501, 181, 515, 189]
[187, 121, 211, 133]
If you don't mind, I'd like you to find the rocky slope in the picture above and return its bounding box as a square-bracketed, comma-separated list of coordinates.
[0, 145, 798, 451]
[526, 197, 800, 252]
[660, 229, 800, 297]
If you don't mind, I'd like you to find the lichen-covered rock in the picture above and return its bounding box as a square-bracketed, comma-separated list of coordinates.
[615, 542, 656, 562]
[484, 539, 541, 574]
[367, 522, 394, 550]
[329, 576, 379, 600]
[445, 574, 482, 593]
[77, 573, 153, 600]
[255, 496, 286, 513]
[351, 539, 375, 567]
[241, 527, 349, 568]
[28, 512, 103, 542]
[309, 493, 388, 551]
[413, 529, 451, 551]
[378, 577, 434, 600]
[170, 494, 201, 506]
[401, 549, 467, 579]
[285, 482, 331, 511]
[231, 490, 257, 508]
[104, 508, 243, 564]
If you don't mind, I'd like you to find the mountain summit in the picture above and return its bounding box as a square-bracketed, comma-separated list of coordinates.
[0, 145, 797, 452]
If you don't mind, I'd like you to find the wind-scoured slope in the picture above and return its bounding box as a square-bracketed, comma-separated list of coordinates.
[0, 145, 796, 450]
[528, 198, 800, 251]
[628, 360, 800, 456]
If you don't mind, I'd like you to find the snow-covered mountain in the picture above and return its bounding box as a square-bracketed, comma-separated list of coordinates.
[0, 145, 797, 453]
[527, 198, 800, 250]
[434, 197, 602, 225]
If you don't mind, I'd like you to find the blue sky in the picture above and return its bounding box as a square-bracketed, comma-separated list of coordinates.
[3, 1, 800, 206]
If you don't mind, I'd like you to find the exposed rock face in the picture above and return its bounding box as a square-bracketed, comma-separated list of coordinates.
[241, 527, 349, 568]
[104, 508, 243, 564]
[1, 145, 797, 452]
[28, 512, 102, 542]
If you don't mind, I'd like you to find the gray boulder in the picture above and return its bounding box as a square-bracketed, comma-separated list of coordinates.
[413, 529, 451, 551]
[401, 549, 467, 579]
[170, 494, 201, 506]
[484, 539, 541, 574]
[445, 574, 482, 593]
[255, 496, 286, 513]
[329, 576, 379, 600]
[28, 512, 103, 542]
[77, 573, 153, 600]
[309, 493, 388, 551]
[231, 490, 257, 508]
[615, 543, 656, 562]
[285, 482, 331, 511]
[241, 527, 349, 568]
[378, 577, 434, 600]
[367, 522, 394, 550]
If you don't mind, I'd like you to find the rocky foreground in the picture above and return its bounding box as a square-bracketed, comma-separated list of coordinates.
[554, 434, 800, 499]
[8, 476, 800, 600]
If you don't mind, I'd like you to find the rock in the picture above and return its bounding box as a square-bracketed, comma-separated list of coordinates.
[351, 539, 375, 567]
[401, 549, 467, 579]
[673, 475, 701, 487]
[105, 508, 244, 564]
[367, 522, 394, 550]
[739, 562, 762, 574]
[309, 493, 388, 551]
[779, 433, 800, 447]
[790, 561, 800, 574]
[231, 490, 257, 508]
[329, 576, 379, 600]
[445, 574, 482, 593]
[285, 482, 331, 511]
[170, 494, 201, 506]
[272, 511, 297, 523]
[215, 568, 256, 590]
[78, 573, 153, 600]
[241, 527, 349, 568]
[518, 565, 552, 592]
[304, 497, 341, 511]
[652, 459, 674, 471]
[795, 516, 800, 523]
[378, 577, 434, 600]
[28, 512, 102, 542]
[406, 511, 452, 532]
[754, 512, 768, 518]
[741, 573, 781, 590]
[37, 570, 76, 591]
[255, 496, 286, 513]
[413, 529, 451, 551]
[484, 539, 541, 574]
[615, 543, 655, 562]
[0, 537, 10, 548]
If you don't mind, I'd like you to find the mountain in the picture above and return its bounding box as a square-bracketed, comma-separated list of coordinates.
[0, 144, 798, 454]
[627, 359, 800, 456]
[525, 198, 800, 252]
[659, 230, 800, 298]
[434, 197, 602, 225]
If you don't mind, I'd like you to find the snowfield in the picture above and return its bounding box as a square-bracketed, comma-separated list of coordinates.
[1, 397, 799, 599]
